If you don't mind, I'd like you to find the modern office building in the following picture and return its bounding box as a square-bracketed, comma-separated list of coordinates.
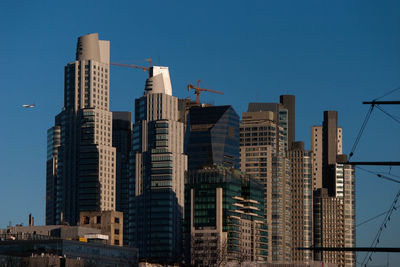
[128, 66, 188, 263]
[46, 33, 116, 225]
[185, 166, 268, 266]
[240, 109, 291, 263]
[185, 105, 240, 170]
[112, 111, 132, 245]
[312, 112, 355, 267]
[288, 141, 313, 263]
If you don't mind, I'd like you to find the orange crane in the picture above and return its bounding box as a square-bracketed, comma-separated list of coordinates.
[110, 58, 152, 73]
[187, 79, 224, 104]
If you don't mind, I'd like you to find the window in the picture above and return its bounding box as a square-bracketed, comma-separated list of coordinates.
[115, 217, 120, 223]
[114, 229, 120, 235]
[97, 216, 101, 224]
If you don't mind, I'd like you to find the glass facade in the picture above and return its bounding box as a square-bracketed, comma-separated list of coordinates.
[186, 105, 240, 170]
[185, 167, 268, 264]
[129, 74, 187, 264]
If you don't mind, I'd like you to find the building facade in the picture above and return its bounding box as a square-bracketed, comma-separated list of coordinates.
[185, 167, 268, 266]
[46, 33, 116, 225]
[112, 111, 132, 245]
[128, 66, 188, 263]
[312, 112, 355, 267]
[240, 109, 291, 263]
[288, 142, 313, 263]
[185, 105, 240, 170]
[79, 210, 123, 246]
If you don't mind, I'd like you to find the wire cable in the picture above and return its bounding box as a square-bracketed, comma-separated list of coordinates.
[361, 189, 400, 266]
[375, 105, 400, 125]
[349, 105, 374, 159]
[374, 86, 400, 101]
[357, 166, 400, 184]
[357, 205, 400, 228]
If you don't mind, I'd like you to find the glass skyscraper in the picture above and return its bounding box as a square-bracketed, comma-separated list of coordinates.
[185, 105, 240, 170]
[128, 66, 187, 263]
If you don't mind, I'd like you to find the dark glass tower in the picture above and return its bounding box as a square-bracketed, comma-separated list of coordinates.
[112, 111, 132, 245]
[185, 105, 240, 170]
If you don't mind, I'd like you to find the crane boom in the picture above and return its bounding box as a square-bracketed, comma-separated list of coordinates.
[110, 62, 149, 72]
[187, 81, 224, 104]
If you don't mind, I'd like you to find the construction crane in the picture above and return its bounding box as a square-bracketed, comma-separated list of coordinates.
[187, 79, 224, 105]
[110, 58, 152, 73]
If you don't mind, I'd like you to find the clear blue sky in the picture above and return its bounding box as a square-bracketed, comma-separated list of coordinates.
[1, 1, 399, 265]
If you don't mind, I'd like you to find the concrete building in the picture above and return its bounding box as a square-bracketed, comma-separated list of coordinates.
[112, 111, 132, 245]
[2, 224, 104, 244]
[312, 112, 355, 267]
[240, 109, 291, 263]
[79, 210, 123, 246]
[248, 94, 295, 151]
[46, 33, 116, 225]
[288, 142, 313, 263]
[129, 66, 188, 263]
[185, 167, 268, 266]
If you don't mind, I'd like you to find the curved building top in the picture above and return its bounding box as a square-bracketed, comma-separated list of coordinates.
[144, 66, 172, 96]
[75, 33, 110, 64]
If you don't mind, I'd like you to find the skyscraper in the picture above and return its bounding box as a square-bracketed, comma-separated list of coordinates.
[240, 108, 291, 263]
[288, 141, 313, 263]
[46, 33, 116, 225]
[185, 167, 268, 265]
[312, 111, 355, 267]
[128, 66, 187, 263]
[184, 104, 267, 264]
[185, 105, 240, 170]
[112, 111, 132, 245]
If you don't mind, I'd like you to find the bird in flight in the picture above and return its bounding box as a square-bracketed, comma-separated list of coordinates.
[22, 104, 35, 108]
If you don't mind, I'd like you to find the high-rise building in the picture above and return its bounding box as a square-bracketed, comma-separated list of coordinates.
[312, 111, 355, 267]
[185, 105, 240, 170]
[128, 66, 187, 263]
[185, 167, 268, 266]
[240, 109, 291, 263]
[248, 94, 295, 151]
[46, 126, 61, 225]
[112, 111, 132, 245]
[311, 125, 342, 191]
[183, 104, 268, 264]
[288, 141, 313, 263]
[46, 33, 116, 225]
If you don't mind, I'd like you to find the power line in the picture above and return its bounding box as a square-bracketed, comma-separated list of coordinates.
[349, 105, 374, 159]
[357, 166, 400, 184]
[357, 205, 400, 228]
[374, 86, 400, 101]
[361, 189, 400, 266]
[375, 105, 400, 125]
